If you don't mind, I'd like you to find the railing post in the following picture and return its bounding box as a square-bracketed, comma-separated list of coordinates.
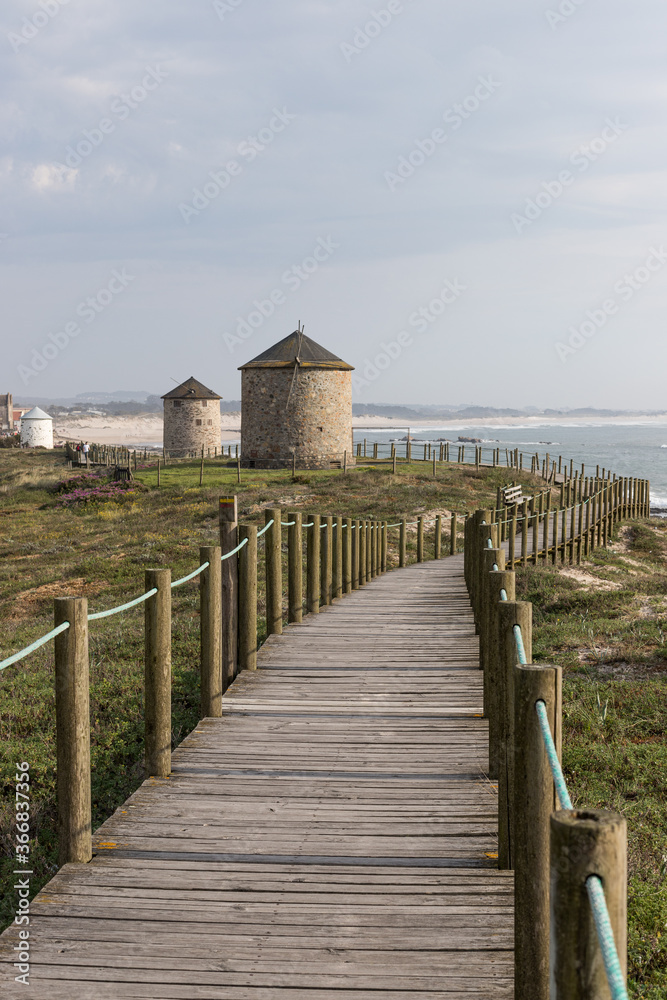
[333, 515, 343, 599]
[366, 520, 372, 580]
[287, 512, 303, 622]
[450, 512, 457, 555]
[417, 516, 424, 563]
[144, 568, 172, 778]
[359, 519, 367, 585]
[381, 520, 388, 572]
[306, 514, 321, 612]
[321, 515, 333, 604]
[265, 508, 283, 635]
[219, 496, 238, 687]
[200, 546, 222, 718]
[54, 597, 92, 865]
[497, 599, 531, 871]
[238, 525, 258, 670]
[351, 518, 360, 589]
[486, 570, 514, 785]
[399, 519, 407, 567]
[434, 515, 442, 559]
[514, 661, 562, 1000]
[370, 519, 378, 578]
[343, 517, 352, 593]
[550, 810, 627, 1000]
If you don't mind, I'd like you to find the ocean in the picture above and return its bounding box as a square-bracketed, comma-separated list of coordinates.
[351, 421, 667, 511]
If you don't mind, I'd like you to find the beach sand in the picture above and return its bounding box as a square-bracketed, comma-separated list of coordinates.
[53, 411, 667, 447]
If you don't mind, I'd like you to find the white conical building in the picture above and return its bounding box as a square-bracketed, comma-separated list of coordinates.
[20, 407, 54, 449]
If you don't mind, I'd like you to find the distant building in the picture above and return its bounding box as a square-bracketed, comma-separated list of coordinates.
[0, 393, 12, 431]
[161, 377, 222, 456]
[239, 329, 355, 469]
[20, 407, 54, 449]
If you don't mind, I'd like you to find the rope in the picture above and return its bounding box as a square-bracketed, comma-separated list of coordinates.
[513, 624, 528, 665]
[88, 588, 158, 619]
[535, 699, 573, 809]
[500, 589, 508, 601]
[257, 519, 274, 538]
[281, 520, 296, 526]
[302, 522, 315, 528]
[0, 621, 71, 671]
[171, 564, 209, 589]
[222, 537, 248, 560]
[586, 875, 630, 1000]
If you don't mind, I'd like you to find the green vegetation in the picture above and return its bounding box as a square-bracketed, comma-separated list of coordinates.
[0, 447, 536, 932]
[517, 524, 667, 998]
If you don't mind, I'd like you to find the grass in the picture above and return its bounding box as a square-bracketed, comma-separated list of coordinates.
[0, 446, 542, 933]
[517, 523, 667, 998]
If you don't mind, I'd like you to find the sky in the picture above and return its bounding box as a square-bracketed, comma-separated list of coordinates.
[2, 0, 667, 408]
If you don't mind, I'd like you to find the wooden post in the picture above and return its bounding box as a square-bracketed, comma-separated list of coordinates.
[54, 597, 92, 865]
[157, 457, 160, 486]
[144, 568, 172, 779]
[381, 521, 388, 572]
[359, 520, 367, 584]
[514, 662, 562, 1000]
[521, 500, 529, 567]
[366, 519, 372, 581]
[200, 451, 204, 486]
[486, 569, 513, 783]
[434, 515, 442, 559]
[400, 519, 407, 567]
[265, 508, 282, 636]
[236, 452, 241, 483]
[417, 516, 424, 563]
[550, 810, 627, 999]
[496, 599, 530, 871]
[306, 514, 321, 612]
[392, 451, 397, 474]
[200, 546, 222, 718]
[219, 496, 238, 687]
[352, 519, 360, 589]
[343, 449, 347, 474]
[450, 512, 457, 555]
[532, 506, 539, 565]
[343, 517, 353, 593]
[238, 525, 257, 670]
[333, 515, 343, 599]
[432, 453, 437, 477]
[287, 512, 303, 622]
[508, 511, 517, 568]
[292, 451, 296, 477]
[370, 520, 377, 578]
[321, 515, 333, 604]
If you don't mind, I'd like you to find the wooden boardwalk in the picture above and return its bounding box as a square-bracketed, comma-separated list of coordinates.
[1, 554, 513, 999]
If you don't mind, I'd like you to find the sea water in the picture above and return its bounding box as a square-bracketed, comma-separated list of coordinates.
[352, 421, 667, 510]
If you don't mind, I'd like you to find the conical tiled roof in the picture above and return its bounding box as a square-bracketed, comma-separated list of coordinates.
[21, 406, 53, 420]
[239, 332, 354, 371]
[161, 377, 221, 400]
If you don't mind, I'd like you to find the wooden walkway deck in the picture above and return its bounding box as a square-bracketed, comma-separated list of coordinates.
[1, 554, 513, 999]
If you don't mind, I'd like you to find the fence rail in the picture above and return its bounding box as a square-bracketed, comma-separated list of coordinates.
[465, 488, 640, 999]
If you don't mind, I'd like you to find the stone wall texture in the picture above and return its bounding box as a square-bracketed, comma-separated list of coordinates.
[163, 399, 221, 455]
[21, 420, 53, 449]
[241, 368, 355, 469]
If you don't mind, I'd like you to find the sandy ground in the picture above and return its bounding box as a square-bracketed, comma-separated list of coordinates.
[54, 414, 241, 447]
[53, 411, 667, 447]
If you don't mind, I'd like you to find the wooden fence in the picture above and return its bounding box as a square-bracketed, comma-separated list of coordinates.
[463, 483, 644, 999]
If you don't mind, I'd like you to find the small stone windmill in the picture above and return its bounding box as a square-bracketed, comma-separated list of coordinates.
[239, 329, 355, 469]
